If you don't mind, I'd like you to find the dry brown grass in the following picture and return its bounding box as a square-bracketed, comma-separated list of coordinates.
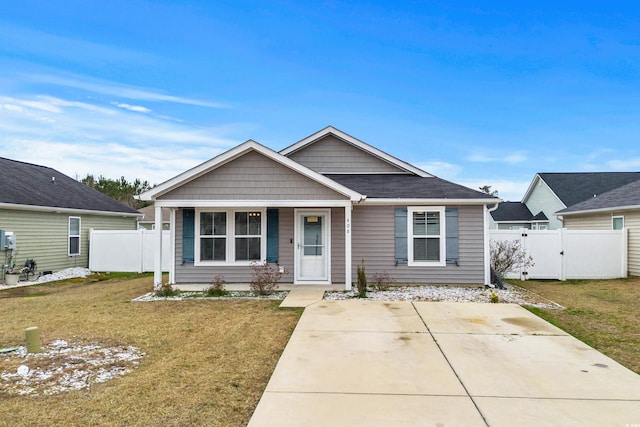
[516, 277, 640, 374]
[0, 275, 301, 426]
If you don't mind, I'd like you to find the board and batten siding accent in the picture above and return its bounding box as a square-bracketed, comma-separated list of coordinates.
[0, 209, 137, 273]
[287, 134, 407, 174]
[351, 205, 485, 284]
[564, 211, 640, 276]
[159, 151, 348, 201]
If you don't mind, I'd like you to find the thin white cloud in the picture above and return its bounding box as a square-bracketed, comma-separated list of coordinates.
[24, 73, 229, 108]
[607, 158, 640, 170]
[415, 161, 462, 179]
[112, 102, 152, 113]
[0, 94, 241, 184]
[467, 152, 527, 164]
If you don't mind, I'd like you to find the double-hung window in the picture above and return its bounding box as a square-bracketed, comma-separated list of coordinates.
[408, 207, 446, 266]
[68, 217, 81, 256]
[195, 209, 265, 264]
[199, 212, 227, 261]
[612, 216, 624, 230]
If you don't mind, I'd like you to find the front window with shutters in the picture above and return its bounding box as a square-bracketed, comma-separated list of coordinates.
[408, 206, 446, 266]
[195, 209, 265, 265]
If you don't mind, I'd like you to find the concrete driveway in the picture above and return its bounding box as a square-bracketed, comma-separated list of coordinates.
[249, 300, 640, 426]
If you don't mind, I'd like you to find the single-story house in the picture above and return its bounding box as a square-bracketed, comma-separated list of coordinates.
[138, 205, 171, 230]
[557, 179, 640, 276]
[0, 157, 141, 278]
[490, 172, 640, 230]
[139, 126, 499, 290]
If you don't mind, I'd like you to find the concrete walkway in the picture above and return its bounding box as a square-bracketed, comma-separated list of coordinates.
[249, 300, 640, 426]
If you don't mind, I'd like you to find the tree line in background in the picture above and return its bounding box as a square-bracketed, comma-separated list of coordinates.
[81, 175, 152, 209]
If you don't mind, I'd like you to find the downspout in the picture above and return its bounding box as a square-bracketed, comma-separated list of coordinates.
[484, 202, 500, 286]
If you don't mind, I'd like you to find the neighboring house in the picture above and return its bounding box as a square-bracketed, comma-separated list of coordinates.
[557, 179, 640, 276]
[490, 172, 640, 230]
[138, 205, 170, 230]
[139, 126, 498, 289]
[0, 158, 141, 276]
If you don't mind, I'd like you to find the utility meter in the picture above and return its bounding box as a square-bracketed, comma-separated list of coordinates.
[4, 232, 16, 250]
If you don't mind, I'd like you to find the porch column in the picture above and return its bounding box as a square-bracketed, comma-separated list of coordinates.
[345, 204, 352, 290]
[169, 208, 176, 284]
[154, 205, 163, 290]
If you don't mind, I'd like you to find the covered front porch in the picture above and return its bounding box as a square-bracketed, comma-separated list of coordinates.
[152, 202, 355, 290]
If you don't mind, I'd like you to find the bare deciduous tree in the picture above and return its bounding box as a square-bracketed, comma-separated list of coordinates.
[490, 239, 534, 280]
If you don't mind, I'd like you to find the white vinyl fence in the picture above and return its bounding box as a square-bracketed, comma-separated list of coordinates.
[89, 229, 171, 273]
[489, 228, 628, 280]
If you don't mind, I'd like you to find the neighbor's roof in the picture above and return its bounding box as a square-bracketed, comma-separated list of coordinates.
[557, 179, 640, 215]
[491, 202, 535, 222]
[0, 157, 140, 215]
[138, 205, 171, 222]
[326, 174, 497, 201]
[538, 172, 640, 207]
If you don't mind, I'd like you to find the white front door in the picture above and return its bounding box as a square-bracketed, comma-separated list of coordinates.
[295, 210, 330, 283]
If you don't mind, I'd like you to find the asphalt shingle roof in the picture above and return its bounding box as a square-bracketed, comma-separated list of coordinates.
[490, 202, 534, 222]
[326, 174, 496, 200]
[539, 172, 640, 207]
[558, 179, 640, 214]
[0, 157, 139, 214]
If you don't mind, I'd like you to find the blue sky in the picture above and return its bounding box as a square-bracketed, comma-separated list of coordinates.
[1, 1, 639, 201]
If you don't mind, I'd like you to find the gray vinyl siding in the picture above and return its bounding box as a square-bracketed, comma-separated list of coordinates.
[564, 210, 640, 276]
[525, 179, 565, 229]
[0, 208, 137, 274]
[351, 205, 485, 284]
[160, 151, 348, 201]
[175, 207, 298, 284]
[287, 135, 407, 174]
[174, 207, 348, 284]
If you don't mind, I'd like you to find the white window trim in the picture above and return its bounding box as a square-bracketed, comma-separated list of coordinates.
[407, 206, 446, 267]
[68, 216, 81, 257]
[612, 215, 624, 230]
[194, 208, 266, 266]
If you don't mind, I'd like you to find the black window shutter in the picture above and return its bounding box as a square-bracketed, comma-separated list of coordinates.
[183, 209, 195, 263]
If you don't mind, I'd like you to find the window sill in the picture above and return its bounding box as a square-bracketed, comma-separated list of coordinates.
[408, 260, 446, 267]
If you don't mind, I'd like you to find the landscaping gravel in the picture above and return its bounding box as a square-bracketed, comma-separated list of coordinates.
[325, 285, 563, 309]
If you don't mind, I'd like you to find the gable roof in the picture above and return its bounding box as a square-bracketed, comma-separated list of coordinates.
[327, 174, 497, 201]
[525, 172, 640, 207]
[280, 126, 431, 178]
[139, 140, 364, 202]
[557, 178, 640, 216]
[0, 157, 140, 216]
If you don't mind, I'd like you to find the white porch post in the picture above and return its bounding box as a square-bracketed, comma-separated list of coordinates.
[169, 208, 176, 284]
[483, 204, 491, 286]
[154, 205, 163, 290]
[345, 204, 352, 290]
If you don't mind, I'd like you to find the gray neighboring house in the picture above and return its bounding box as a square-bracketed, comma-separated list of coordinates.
[140, 126, 498, 289]
[557, 179, 640, 276]
[490, 172, 640, 230]
[138, 205, 170, 230]
[0, 157, 141, 277]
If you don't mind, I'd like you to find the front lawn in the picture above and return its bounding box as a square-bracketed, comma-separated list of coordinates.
[516, 277, 640, 374]
[0, 276, 301, 426]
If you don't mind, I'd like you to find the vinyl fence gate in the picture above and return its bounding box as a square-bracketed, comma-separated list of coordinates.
[489, 228, 628, 280]
[89, 229, 171, 273]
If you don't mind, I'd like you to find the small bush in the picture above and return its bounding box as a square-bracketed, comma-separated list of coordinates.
[356, 259, 367, 298]
[250, 262, 287, 296]
[205, 274, 227, 297]
[490, 290, 499, 304]
[155, 282, 180, 298]
[371, 272, 393, 291]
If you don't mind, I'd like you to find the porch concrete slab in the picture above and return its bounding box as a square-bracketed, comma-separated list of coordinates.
[295, 300, 427, 332]
[433, 333, 640, 400]
[265, 329, 466, 395]
[249, 393, 486, 427]
[279, 288, 326, 308]
[415, 301, 567, 335]
[475, 397, 640, 427]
